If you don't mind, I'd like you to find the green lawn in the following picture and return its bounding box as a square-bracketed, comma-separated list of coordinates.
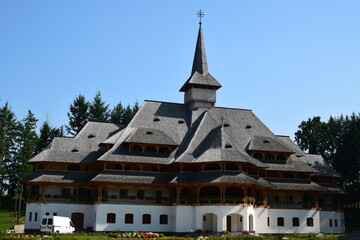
[0, 196, 25, 233]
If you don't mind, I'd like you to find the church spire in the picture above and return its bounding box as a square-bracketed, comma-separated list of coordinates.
[191, 24, 208, 75]
[179, 11, 221, 109]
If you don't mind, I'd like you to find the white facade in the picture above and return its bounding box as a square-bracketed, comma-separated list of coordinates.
[25, 203, 345, 233]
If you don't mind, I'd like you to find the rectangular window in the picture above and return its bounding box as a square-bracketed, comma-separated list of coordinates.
[120, 189, 128, 199]
[307, 218, 314, 227]
[160, 214, 168, 224]
[125, 213, 133, 224]
[335, 219, 338, 227]
[35, 212, 38, 222]
[267, 217, 270, 226]
[292, 217, 300, 227]
[330, 219, 332, 227]
[53, 213, 57, 216]
[277, 217, 284, 226]
[137, 190, 145, 199]
[107, 213, 116, 223]
[143, 214, 151, 224]
[29, 212, 32, 222]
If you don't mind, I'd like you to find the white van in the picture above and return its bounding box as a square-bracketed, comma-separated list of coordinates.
[40, 215, 75, 234]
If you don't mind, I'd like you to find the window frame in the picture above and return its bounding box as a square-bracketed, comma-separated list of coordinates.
[107, 213, 116, 224]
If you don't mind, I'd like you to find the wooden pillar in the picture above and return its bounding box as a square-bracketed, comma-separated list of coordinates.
[195, 186, 199, 205]
[263, 190, 268, 206]
[244, 187, 248, 204]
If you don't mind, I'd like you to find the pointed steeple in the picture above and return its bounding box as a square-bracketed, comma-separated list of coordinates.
[180, 15, 222, 109]
[191, 25, 208, 75]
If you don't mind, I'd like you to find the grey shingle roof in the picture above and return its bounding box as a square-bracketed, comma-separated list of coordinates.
[247, 136, 295, 153]
[269, 179, 325, 192]
[170, 172, 272, 187]
[179, 26, 221, 92]
[29, 122, 124, 164]
[125, 128, 178, 146]
[91, 171, 174, 184]
[297, 154, 341, 177]
[264, 160, 318, 173]
[23, 171, 96, 183]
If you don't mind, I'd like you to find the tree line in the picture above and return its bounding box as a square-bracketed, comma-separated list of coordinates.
[0, 91, 139, 200]
[295, 113, 360, 200]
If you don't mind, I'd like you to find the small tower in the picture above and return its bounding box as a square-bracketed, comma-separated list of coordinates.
[179, 11, 222, 109]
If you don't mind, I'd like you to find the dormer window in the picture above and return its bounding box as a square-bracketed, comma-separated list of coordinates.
[146, 131, 153, 135]
[178, 120, 185, 124]
[225, 144, 232, 149]
[71, 149, 79, 152]
[153, 117, 160, 122]
[88, 134, 95, 138]
[224, 123, 230, 127]
[263, 140, 270, 144]
[245, 125, 252, 129]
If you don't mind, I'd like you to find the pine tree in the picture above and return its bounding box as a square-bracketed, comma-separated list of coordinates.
[0, 102, 18, 197]
[89, 91, 110, 122]
[110, 102, 124, 124]
[122, 105, 133, 124]
[37, 121, 64, 153]
[66, 95, 89, 136]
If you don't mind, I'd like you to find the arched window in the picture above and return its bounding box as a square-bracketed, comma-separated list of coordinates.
[130, 145, 143, 152]
[125, 213, 133, 224]
[37, 164, 45, 170]
[158, 147, 170, 155]
[67, 165, 81, 171]
[107, 213, 116, 223]
[282, 172, 295, 179]
[277, 217, 284, 226]
[124, 164, 140, 171]
[265, 154, 275, 160]
[61, 188, 71, 197]
[159, 214, 168, 225]
[292, 217, 299, 227]
[182, 165, 198, 172]
[204, 163, 221, 171]
[31, 185, 40, 196]
[225, 163, 239, 171]
[253, 153, 263, 160]
[142, 214, 151, 224]
[144, 146, 157, 153]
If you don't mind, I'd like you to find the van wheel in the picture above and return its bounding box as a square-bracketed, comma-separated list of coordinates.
[56, 230, 60, 234]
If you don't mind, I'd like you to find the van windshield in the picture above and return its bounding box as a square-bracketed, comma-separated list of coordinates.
[48, 219, 53, 225]
[42, 218, 47, 225]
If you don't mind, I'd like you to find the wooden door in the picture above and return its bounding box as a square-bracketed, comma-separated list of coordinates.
[227, 215, 232, 232]
[71, 212, 84, 231]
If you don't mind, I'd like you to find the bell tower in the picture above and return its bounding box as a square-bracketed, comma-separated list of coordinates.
[179, 11, 221, 109]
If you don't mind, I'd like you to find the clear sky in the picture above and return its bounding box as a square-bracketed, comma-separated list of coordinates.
[1, 1, 359, 139]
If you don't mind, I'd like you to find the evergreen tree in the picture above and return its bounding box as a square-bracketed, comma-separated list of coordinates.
[37, 121, 64, 153]
[66, 95, 89, 136]
[0, 102, 18, 196]
[122, 104, 133, 124]
[89, 91, 110, 122]
[110, 102, 124, 124]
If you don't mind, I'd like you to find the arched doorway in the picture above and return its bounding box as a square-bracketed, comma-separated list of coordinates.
[226, 213, 243, 232]
[71, 212, 84, 231]
[202, 213, 217, 232]
[248, 214, 254, 232]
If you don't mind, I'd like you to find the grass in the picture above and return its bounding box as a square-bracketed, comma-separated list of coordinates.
[0, 196, 25, 233]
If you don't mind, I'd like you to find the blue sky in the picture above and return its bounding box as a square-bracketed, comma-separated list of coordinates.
[1, 1, 359, 139]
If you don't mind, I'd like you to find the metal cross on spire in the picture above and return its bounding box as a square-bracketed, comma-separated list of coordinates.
[197, 10, 205, 25]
